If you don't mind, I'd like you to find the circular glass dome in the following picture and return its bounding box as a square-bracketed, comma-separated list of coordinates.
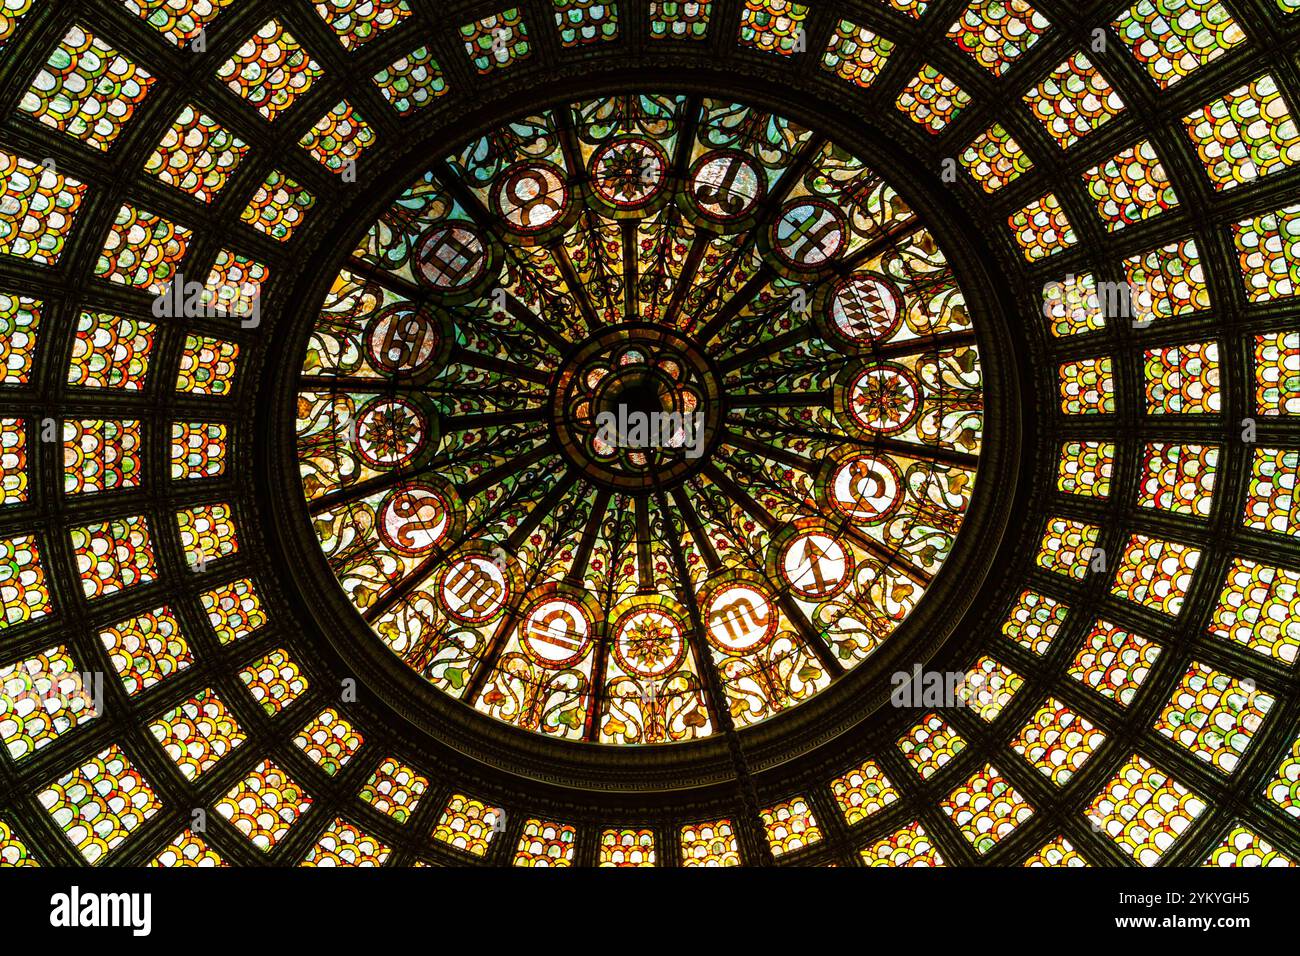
[294, 94, 984, 745]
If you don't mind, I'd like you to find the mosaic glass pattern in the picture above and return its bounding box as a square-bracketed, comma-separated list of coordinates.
[1082, 140, 1178, 230]
[946, 0, 1050, 76]
[940, 764, 1033, 854]
[1036, 518, 1099, 579]
[681, 819, 740, 866]
[1057, 440, 1113, 498]
[1265, 735, 1299, 817]
[1204, 825, 1294, 866]
[1183, 75, 1300, 190]
[1011, 697, 1105, 785]
[300, 101, 377, 173]
[1233, 204, 1300, 302]
[1155, 661, 1272, 773]
[830, 758, 900, 825]
[239, 647, 308, 715]
[100, 607, 192, 696]
[1122, 238, 1210, 323]
[373, 47, 447, 114]
[761, 795, 822, 856]
[70, 515, 156, 599]
[1, 646, 99, 760]
[218, 20, 324, 121]
[738, 0, 808, 56]
[149, 688, 246, 779]
[1024, 836, 1088, 867]
[600, 827, 655, 866]
[896, 64, 971, 134]
[432, 793, 501, 857]
[1114, 0, 1244, 89]
[1110, 533, 1201, 616]
[1136, 442, 1217, 517]
[176, 335, 239, 396]
[1085, 754, 1206, 864]
[860, 821, 945, 866]
[150, 830, 225, 867]
[0, 293, 39, 384]
[514, 818, 576, 866]
[0, 0, 33, 52]
[241, 170, 316, 242]
[38, 745, 163, 863]
[1068, 620, 1161, 706]
[1001, 590, 1068, 656]
[293, 707, 363, 775]
[899, 712, 967, 779]
[95, 205, 191, 294]
[171, 421, 228, 479]
[68, 312, 156, 390]
[1042, 273, 1103, 337]
[20, 25, 156, 150]
[302, 817, 391, 866]
[0, 151, 87, 264]
[1024, 53, 1126, 148]
[63, 419, 141, 495]
[201, 577, 267, 643]
[0, 534, 51, 628]
[1010, 193, 1077, 261]
[360, 757, 428, 823]
[0, 418, 25, 504]
[960, 124, 1032, 194]
[215, 760, 313, 852]
[1244, 447, 1300, 537]
[650, 2, 712, 39]
[144, 106, 248, 203]
[314, 0, 411, 50]
[1209, 559, 1300, 664]
[1143, 341, 1220, 414]
[123, 0, 237, 46]
[822, 20, 894, 88]
[460, 10, 531, 74]
[553, 1, 619, 46]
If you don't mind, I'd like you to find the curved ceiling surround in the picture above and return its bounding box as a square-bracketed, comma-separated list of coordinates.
[0, 0, 1294, 874]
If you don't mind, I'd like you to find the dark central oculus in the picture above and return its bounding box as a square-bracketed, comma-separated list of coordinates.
[552, 324, 722, 493]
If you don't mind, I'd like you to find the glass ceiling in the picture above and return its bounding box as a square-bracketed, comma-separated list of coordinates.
[298, 93, 983, 744]
[0, 0, 1295, 868]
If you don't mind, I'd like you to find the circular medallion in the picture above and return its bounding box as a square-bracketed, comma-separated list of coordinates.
[590, 138, 669, 210]
[295, 93, 988, 750]
[520, 595, 594, 669]
[688, 150, 765, 223]
[364, 305, 448, 380]
[552, 324, 722, 493]
[770, 199, 848, 270]
[437, 554, 512, 625]
[353, 396, 432, 469]
[703, 581, 778, 653]
[780, 531, 854, 600]
[824, 273, 904, 347]
[416, 223, 489, 291]
[845, 363, 922, 435]
[491, 161, 570, 234]
[612, 605, 688, 679]
[377, 484, 452, 556]
[828, 454, 904, 524]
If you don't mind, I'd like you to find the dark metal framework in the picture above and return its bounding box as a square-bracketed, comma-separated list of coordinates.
[0, 0, 1294, 867]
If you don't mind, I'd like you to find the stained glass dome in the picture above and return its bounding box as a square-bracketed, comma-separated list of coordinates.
[296, 94, 984, 744]
[0, 0, 1296, 872]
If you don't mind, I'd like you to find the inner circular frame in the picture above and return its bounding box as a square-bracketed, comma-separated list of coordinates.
[263, 78, 1026, 794]
[551, 323, 725, 493]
